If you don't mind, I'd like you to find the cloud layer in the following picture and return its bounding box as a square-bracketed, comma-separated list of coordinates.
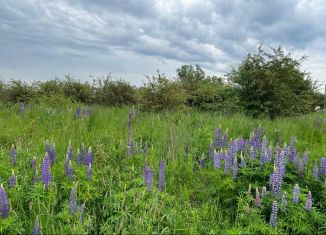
[0, 0, 325, 88]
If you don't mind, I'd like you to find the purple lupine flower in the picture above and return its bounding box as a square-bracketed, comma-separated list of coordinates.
[80, 203, 85, 225]
[240, 153, 246, 168]
[232, 156, 238, 178]
[224, 151, 230, 175]
[250, 147, 255, 161]
[269, 200, 278, 227]
[280, 193, 287, 212]
[81, 143, 86, 164]
[222, 131, 228, 148]
[213, 150, 221, 169]
[67, 161, 74, 182]
[255, 188, 261, 207]
[41, 153, 52, 188]
[305, 191, 312, 211]
[298, 159, 305, 177]
[33, 170, 38, 183]
[32, 215, 41, 235]
[283, 143, 288, 159]
[237, 137, 245, 151]
[199, 158, 205, 168]
[267, 144, 273, 162]
[260, 136, 267, 164]
[143, 162, 154, 191]
[143, 143, 148, 155]
[69, 184, 78, 214]
[9, 170, 16, 187]
[270, 164, 284, 198]
[64, 154, 70, 175]
[76, 149, 82, 166]
[32, 156, 37, 171]
[87, 163, 92, 181]
[50, 142, 57, 164]
[289, 136, 296, 162]
[0, 184, 9, 218]
[67, 141, 73, 161]
[244, 140, 249, 154]
[320, 158, 326, 176]
[158, 160, 165, 192]
[85, 147, 93, 166]
[209, 141, 214, 160]
[10, 144, 17, 166]
[75, 107, 82, 117]
[313, 160, 319, 179]
[261, 186, 267, 198]
[293, 184, 300, 204]
[130, 140, 135, 156]
[215, 127, 222, 148]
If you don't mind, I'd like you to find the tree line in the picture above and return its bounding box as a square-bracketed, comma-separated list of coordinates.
[0, 46, 323, 118]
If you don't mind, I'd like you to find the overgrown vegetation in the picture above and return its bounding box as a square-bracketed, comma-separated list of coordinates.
[0, 46, 323, 118]
[0, 100, 325, 234]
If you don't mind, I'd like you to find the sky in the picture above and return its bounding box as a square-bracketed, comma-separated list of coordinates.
[0, 0, 326, 91]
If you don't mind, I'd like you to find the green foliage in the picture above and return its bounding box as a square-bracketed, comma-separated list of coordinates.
[0, 101, 325, 234]
[228, 46, 319, 118]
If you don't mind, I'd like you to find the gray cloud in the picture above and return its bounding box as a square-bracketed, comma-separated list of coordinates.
[0, 0, 326, 85]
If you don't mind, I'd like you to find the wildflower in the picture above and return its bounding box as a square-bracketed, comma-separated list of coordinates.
[32, 215, 41, 235]
[289, 136, 296, 162]
[232, 156, 238, 178]
[209, 141, 214, 160]
[303, 151, 308, 165]
[240, 152, 246, 168]
[0, 184, 9, 218]
[305, 191, 312, 211]
[224, 151, 230, 175]
[67, 161, 74, 182]
[293, 184, 300, 204]
[255, 187, 261, 207]
[199, 154, 205, 168]
[267, 144, 273, 162]
[130, 140, 135, 156]
[143, 162, 154, 191]
[10, 144, 17, 166]
[261, 186, 267, 198]
[260, 136, 267, 164]
[69, 183, 78, 214]
[87, 163, 92, 181]
[41, 153, 52, 188]
[222, 131, 228, 148]
[81, 143, 86, 163]
[280, 193, 287, 212]
[213, 150, 221, 169]
[9, 170, 16, 187]
[283, 143, 288, 158]
[158, 160, 165, 192]
[249, 147, 255, 161]
[269, 200, 278, 227]
[320, 158, 326, 176]
[298, 159, 305, 177]
[33, 169, 38, 183]
[270, 165, 283, 198]
[313, 160, 319, 179]
[76, 149, 82, 166]
[67, 141, 73, 161]
[85, 147, 93, 166]
[32, 156, 37, 171]
[215, 127, 222, 148]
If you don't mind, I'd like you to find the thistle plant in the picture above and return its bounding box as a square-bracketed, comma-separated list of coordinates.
[269, 200, 278, 227]
[305, 191, 312, 211]
[9, 169, 16, 187]
[292, 184, 300, 204]
[0, 184, 9, 218]
[10, 144, 17, 166]
[158, 160, 165, 192]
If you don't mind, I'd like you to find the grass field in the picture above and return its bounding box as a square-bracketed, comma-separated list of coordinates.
[0, 101, 325, 234]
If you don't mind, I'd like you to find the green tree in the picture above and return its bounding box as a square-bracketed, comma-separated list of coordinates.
[228, 46, 318, 118]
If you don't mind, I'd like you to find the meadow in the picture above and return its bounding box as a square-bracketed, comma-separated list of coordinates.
[0, 100, 325, 234]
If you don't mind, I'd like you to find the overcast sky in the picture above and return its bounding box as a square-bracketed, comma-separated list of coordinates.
[0, 0, 326, 90]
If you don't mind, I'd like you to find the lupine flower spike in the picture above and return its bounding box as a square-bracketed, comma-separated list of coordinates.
[41, 153, 52, 188]
[9, 169, 16, 187]
[255, 187, 261, 207]
[0, 184, 9, 218]
[158, 160, 165, 192]
[80, 203, 85, 225]
[67, 161, 74, 182]
[281, 192, 287, 212]
[69, 183, 78, 214]
[269, 200, 278, 227]
[87, 163, 92, 180]
[32, 215, 41, 235]
[232, 156, 238, 178]
[293, 184, 300, 204]
[10, 144, 17, 166]
[305, 191, 312, 211]
[313, 160, 319, 179]
[213, 150, 221, 169]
